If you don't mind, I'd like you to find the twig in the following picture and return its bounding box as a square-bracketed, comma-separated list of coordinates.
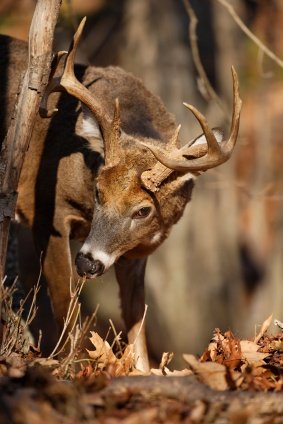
[109, 318, 123, 357]
[0, 278, 38, 355]
[182, 0, 226, 116]
[48, 279, 85, 359]
[35, 329, 42, 352]
[59, 307, 99, 376]
[24, 273, 41, 328]
[215, 0, 283, 70]
[133, 304, 148, 347]
[72, 305, 99, 355]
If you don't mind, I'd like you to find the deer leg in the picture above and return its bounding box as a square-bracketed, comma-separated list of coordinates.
[17, 224, 57, 355]
[114, 256, 149, 372]
[35, 229, 79, 355]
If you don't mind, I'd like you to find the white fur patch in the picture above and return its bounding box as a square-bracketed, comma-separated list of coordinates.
[80, 242, 91, 255]
[150, 232, 162, 244]
[80, 243, 116, 270]
[14, 212, 20, 222]
[77, 106, 104, 155]
[80, 106, 102, 139]
[93, 250, 116, 269]
[82, 115, 102, 139]
[178, 172, 196, 182]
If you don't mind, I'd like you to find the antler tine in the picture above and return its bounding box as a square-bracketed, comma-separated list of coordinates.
[225, 66, 242, 153]
[39, 51, 67, 118]
[104, 98, 123, 166]
[59, 17, 111, 133]
[40, 17, 111, 135]
[63, 16, 85, 80]
[39, 17, 86, 119]
[141, 67, 242, 173]
[183, 103, 221, 156]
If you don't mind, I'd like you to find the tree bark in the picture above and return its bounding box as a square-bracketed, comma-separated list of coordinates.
[0, 0, 62, 283]
[1, 370, 283, 423]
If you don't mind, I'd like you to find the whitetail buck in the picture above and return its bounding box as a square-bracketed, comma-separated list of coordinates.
[0, 18, 241, 371]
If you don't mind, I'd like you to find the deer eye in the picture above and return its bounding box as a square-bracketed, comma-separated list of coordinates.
[132, 206, 152, 220]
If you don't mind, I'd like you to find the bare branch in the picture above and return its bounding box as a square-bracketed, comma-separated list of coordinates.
[182, 0, 226, 115]
[215, 0, 283, 70]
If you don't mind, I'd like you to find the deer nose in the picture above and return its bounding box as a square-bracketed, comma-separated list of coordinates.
[75, 252, 105, 278]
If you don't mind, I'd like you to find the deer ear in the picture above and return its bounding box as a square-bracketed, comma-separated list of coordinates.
[80, 105, 103, 139]
[77, 105, 104, 155]
[192, 128, 224, 147]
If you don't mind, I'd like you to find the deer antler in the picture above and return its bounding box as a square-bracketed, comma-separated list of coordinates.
[105, 98, 123, 167]
[40, 17, 121, 167]
[141, 67, 242, 191]
[39, 51, 67, 118]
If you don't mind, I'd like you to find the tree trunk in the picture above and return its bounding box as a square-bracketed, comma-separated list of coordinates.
[0, 0, 62, 283]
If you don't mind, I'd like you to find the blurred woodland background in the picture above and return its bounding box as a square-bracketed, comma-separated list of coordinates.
[1, 0, 283, 366]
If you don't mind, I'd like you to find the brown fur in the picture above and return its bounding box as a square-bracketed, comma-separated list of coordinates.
[1, 34, 198, 371]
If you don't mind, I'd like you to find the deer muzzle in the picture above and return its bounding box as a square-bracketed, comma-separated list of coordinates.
[75, 251, 105, 278]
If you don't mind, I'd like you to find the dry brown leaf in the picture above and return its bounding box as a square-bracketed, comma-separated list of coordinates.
[201, 340, 218, 362]
[151, 367, 192, 376]
[251, 366, 267, 377]
[195, 326, 282, 391]
[160, 352, 174, 370]
[183, 354, 228, 391]
[223, 333, 242, 369]
[268, 340, 283, 351]
[240, 340, 270, 365]
[151, 368, 168, 376]
[254, 314, 273, 344]
[87, 332, 137, 376]
[230, 370, 244, 388]
[87, 331, 117, 365]
[201, 330, 242, 369]
[115, 344, 135, 376]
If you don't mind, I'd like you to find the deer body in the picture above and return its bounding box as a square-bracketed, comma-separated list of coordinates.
[0, 21, 241, 371]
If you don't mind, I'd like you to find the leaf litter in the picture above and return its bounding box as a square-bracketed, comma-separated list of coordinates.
[1, 314, 283, 423]
[183, 314, 283, 391]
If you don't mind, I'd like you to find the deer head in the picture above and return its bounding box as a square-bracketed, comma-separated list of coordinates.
[41, 18, 242, 279]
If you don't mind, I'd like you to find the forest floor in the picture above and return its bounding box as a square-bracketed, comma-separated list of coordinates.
[1, 311, 283, 423]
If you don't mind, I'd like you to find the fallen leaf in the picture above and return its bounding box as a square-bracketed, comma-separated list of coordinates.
[240, 340, 270, 365]
[230, 370, 244, 388]
[115, 344, 135, 376]
[268, 340, 283, 351]
[151, 367, 192, 376]
[159, 352, 174, 372]
[87, 332, 137, 376]
[87, 331, 117, 365]
[254, 314, 273, 344]
[183, 354, 228, 390]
